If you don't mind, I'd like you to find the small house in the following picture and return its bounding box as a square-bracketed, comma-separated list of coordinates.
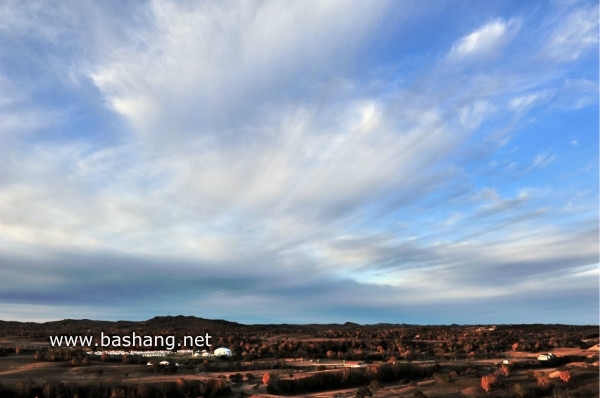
[537, 353, 555, 361]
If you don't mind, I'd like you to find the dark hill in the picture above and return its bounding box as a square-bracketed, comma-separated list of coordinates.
[143, 315, 242, 329]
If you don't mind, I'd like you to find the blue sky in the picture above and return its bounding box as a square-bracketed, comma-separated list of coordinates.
[0, 0, 598, 325]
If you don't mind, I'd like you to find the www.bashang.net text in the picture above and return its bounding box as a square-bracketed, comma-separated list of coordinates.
[49, 332, 212, 351]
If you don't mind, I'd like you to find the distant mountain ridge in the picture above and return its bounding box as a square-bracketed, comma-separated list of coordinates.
[0, 316, 247, 339]
[0, 316, 396, 340]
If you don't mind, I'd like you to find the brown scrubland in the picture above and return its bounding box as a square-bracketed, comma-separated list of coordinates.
[0, 316, 597, 397]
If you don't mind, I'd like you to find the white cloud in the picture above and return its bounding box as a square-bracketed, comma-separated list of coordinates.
[459, 100, 494, 130]
[541, 2, 599, 62]
[0, 1, 63, 40]
[0, 74, 62, 136]
[509, 92, 547, 113]
[88, 0, 390, 137]
[557, 78, 599, 109]
[308, 218, 598, 305]
[448, 19, 515, 60]
[531, 152, 555, 169]
[0, 1, 597, 323]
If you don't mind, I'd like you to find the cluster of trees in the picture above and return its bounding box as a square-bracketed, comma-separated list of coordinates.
[262, 362, 437, 394]
[0, 378, 230, 398]
[33, 348, 87, 363]
[480, 364, 576, 397]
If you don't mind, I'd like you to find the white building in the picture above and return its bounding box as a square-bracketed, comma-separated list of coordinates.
[214, 347, 232, 356]
[537, 353, 555, 361]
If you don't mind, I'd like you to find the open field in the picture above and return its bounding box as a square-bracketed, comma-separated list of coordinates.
[0, 318, 597, 397]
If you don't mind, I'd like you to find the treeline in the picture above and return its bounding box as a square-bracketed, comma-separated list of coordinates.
[33, 347, 88, 363]
[191, 358, 292, 372]
[265, 362, 437, 395]
[229, 324, 598, 362]
[2, 318, 597, 363]
[0, 377, 230, 398]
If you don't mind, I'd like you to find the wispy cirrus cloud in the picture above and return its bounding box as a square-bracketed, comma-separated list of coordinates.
[447, 19, 518, 60]
[0, 0, 597, 324]
[540, 1, 599, 62]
